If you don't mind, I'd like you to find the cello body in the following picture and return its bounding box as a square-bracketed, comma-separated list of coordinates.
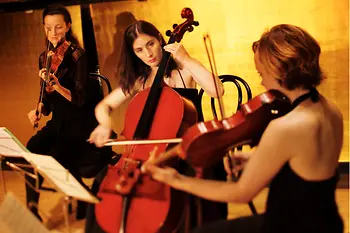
[95, 86, 197, 233]
[95, 8, 199, 232]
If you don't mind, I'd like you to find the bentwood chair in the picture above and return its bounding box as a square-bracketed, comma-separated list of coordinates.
[198, 74, 257, 216]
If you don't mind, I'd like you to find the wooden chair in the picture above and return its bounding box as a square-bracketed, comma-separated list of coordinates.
[198, 74, 258, 216]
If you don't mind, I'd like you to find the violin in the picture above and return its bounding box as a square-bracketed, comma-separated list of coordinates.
[95, 8, 199, 233]
[44, 39, 71, 91]
[150, 89, 292, 169]
[33, 39, 71, 129]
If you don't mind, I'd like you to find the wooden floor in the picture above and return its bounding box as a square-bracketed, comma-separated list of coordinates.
[0, 170, 349, 233]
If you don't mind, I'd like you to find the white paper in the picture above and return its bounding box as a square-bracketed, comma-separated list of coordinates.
[0, 192, 50, 233]
[22, 152, 99, 204]
[0, 127, 27, 157]
[0, 127, 99, 203]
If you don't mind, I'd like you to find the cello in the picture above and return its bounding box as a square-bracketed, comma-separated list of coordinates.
[95, 8, 199, 233]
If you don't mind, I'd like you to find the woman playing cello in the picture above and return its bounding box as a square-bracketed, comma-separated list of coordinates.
[87, 20, 227, 232]
[143, 24, 344, 233]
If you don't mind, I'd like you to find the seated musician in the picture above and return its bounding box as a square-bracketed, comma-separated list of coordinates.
[87, 20, 227, 232]
[25, 5, 112, 221]
[142, 24, 344, 233]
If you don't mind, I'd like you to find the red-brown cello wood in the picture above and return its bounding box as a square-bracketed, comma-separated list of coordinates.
[95, 8, 199, 233]
[151, 89, 292, 169]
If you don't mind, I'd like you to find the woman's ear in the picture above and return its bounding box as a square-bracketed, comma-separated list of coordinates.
[66, 23, 71, 33]
[158, 33, 163, 45]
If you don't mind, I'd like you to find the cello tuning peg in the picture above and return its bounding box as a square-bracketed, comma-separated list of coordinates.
[166, 30, 172, 37]
[193, 21, 199, 26]
[173, 24, 178, 29]
[188, 26, 194, 32]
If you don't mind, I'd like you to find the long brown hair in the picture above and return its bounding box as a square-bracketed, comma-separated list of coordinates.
[43, 5, 80, 49]
[252, 24, 324, 90]
[118, 20, 178, 95]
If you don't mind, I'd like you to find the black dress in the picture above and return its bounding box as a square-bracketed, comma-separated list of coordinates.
[192, 163, 344, 233]
[173, 87, 228, 226]
[191, 90, 344, 233]
[24, 41, 112, 219]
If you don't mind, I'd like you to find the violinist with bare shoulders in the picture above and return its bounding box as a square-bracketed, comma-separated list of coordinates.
[143, 24, 344, 233]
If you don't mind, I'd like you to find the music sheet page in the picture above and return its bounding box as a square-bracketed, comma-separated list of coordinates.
[0, 192, 50, 233]
[0, 127, 27, 157]
[22, 152, 99, 204]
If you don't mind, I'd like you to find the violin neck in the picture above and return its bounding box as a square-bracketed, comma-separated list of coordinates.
[44, 55, 52, 83]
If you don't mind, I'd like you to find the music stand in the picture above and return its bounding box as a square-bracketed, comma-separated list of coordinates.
[0, 127, 30, 194]
[0, 192, 50, 233]
[0, 127, 99, 233]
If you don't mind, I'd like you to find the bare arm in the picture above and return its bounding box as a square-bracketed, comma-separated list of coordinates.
[95, 87, 129, 128]
[143, 119, 292, 203]
[164, 43, 224, 97]
[88, 87, 129, 147]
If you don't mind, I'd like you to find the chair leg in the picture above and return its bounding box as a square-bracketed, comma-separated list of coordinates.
[248, 201, 258, 215]
[76, 200, 87, 220]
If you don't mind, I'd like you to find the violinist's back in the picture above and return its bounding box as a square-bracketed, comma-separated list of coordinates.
[281, 94, 343, 181]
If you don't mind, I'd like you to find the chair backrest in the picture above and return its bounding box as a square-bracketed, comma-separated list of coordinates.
[198, 74, 252, 119]
[89, 72, 119, 157]
[76, 73, 119, 178]
[89, 72, 113, 95]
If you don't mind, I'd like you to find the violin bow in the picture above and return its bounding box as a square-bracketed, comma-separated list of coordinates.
[33, 40, 52, 129]
[203, 34, 226, 119]
[203, 34, 239, 178]
[203, 34, 258, 215]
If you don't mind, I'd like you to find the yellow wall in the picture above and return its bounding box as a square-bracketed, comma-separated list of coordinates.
[91, 0, 349, 161]
[0, 0, 347, 161]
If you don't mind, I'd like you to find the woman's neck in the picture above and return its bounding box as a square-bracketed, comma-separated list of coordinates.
[282, 88, 311, 103]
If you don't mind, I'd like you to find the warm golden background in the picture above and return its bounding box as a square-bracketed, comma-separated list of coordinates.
[0, 0, 348, 162]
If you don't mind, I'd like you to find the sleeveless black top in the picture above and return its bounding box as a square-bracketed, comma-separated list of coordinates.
[262, 163, 343, 233]
[262, 89, 344, 233]
[172, 87, 204, 122]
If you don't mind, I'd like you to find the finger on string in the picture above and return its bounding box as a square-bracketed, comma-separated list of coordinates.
[141, 148, 158, 173]
[223, 156, 232, 175]
[142, 163, 158, 174]
[149, 146, 158, 160]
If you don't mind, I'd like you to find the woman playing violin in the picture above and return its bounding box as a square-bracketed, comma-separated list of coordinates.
[86, 20, 227, 232]
[25, 4, 112, 221]
[143, 24, 344, 233]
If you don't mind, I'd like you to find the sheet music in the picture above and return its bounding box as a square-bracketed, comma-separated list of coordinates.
[0, 127, 11, 138]
[0, 127, 28, 157]
[22, 152, 99, 204]
[0, 192, 50, 233]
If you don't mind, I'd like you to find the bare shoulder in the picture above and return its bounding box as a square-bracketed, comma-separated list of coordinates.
[321, 95, 343, 122]
[263, 109, 317, 142]
[178, 66, 191, 76]
[175, 67, 192, 81]
[171, 67, 195, 88]
[268, 95, 343, 139]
